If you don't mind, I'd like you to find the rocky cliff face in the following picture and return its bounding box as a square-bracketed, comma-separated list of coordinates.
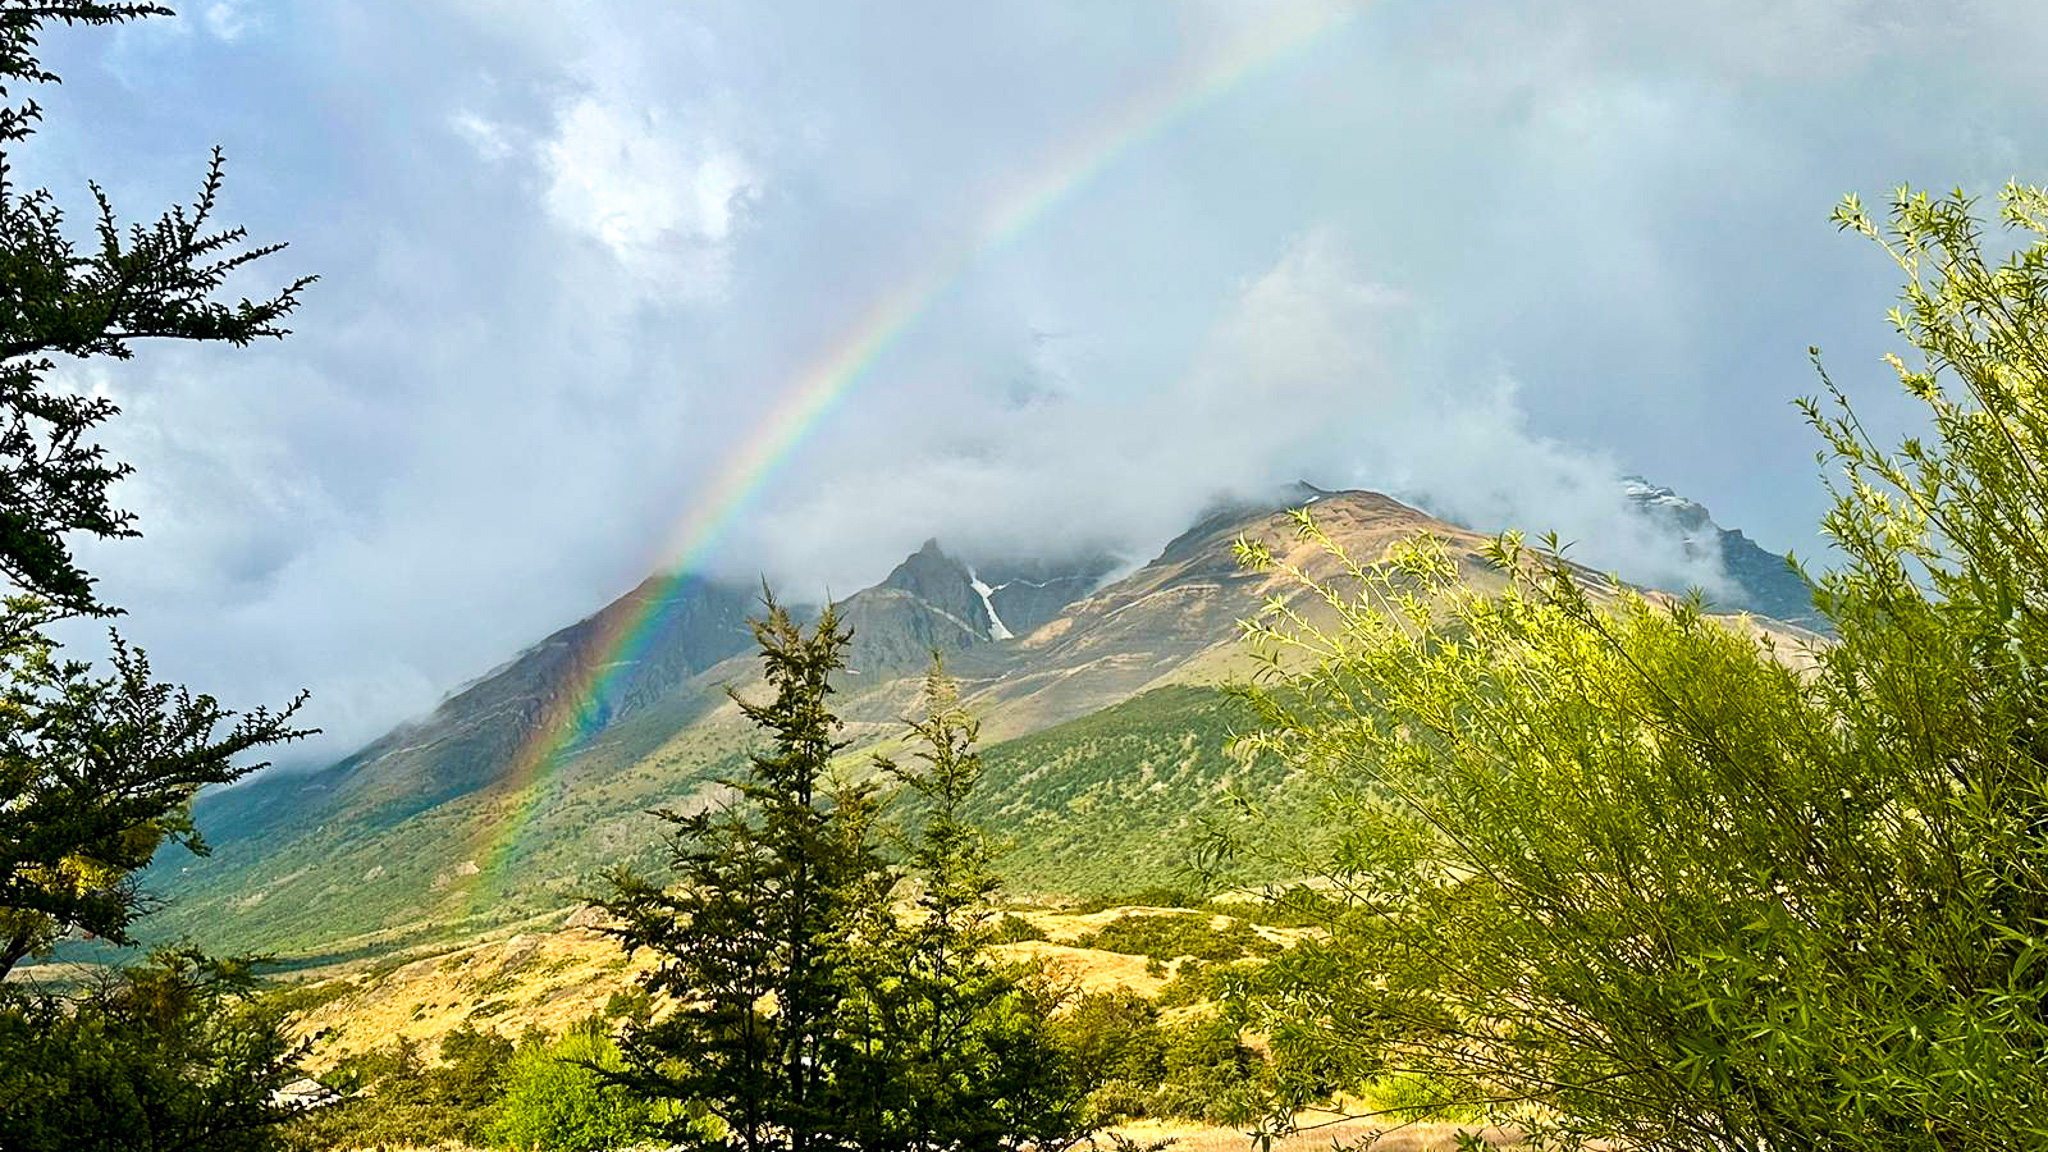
[1622, 476, 1820, 627]
[975, 556, 1119, 639]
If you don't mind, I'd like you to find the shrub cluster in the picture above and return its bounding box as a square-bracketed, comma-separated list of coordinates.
[1047, 989, 1268, 1127]
[1073, 912, 1279, 963]
[286, 1014, 664, 1152]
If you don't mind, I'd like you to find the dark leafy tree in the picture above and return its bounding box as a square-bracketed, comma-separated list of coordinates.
[0, 627, 310, 975]
[0, 2, 314, 978]
[0, 7, 317, 1151]
[0, 948, 307, 1152]
[1, 2, 312, 616]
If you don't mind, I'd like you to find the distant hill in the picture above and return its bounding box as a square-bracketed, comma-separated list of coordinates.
[141, 485, 1819, 959]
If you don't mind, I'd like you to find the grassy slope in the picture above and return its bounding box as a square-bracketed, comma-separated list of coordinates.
[143, 690, 753, 957]
[969, 685, 1319, 898]
[140, 681, 1294, 958]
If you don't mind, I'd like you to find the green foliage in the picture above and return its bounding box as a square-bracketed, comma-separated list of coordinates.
[0, 8, 316, 1150]
[0, 2, 313, 979]
[966, 686, 1310, 898]
[0, 949, 306, 1151]
[288, 1024, 515, 1149]
[0, 630, 311, 974]
[604, 638, 1094, 1152]
[0, 2, 311, 615]
[1050, 988, 1166, 1114]
[599, 597, 886, 1150]
[1072, 912, 1277, 963]
[1357, 1070, 1486, 1126]
[601, 984, 652, 1022]
[1220, 184, 2048, 1150]
[1153, 960, 1213, 1009]
[486, 1022, 656, 1152]
[835, 659, 1094, 1152]
[255, 977, 356, 1018]
[1151, 1013, 1266, 1127]
[992, 911, 1047, 943]
[1046, 990, 1266, 1126]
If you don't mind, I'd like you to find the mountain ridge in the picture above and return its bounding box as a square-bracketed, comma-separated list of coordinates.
[146, 483, 1819, 958]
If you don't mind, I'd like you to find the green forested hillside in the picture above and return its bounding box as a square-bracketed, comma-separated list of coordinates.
[146, 691, 754, 959]
[970, 686, 1317, 896]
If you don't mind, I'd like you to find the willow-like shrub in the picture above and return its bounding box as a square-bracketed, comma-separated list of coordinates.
[1217, 184, 2048, 1152]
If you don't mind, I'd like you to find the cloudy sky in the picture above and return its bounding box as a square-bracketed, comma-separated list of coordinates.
[21, 0, 2048, 761]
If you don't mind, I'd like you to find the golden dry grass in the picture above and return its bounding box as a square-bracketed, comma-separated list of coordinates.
[289, 919, 649, 1070]
[1110, 1117, 1522, 1152]
[285, 903, 1264, 1069]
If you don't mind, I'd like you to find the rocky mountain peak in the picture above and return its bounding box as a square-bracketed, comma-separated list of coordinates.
[1621, 475, 1716, 537]
[1621, 475, 1820, 628]
[877, 538, 988, 629]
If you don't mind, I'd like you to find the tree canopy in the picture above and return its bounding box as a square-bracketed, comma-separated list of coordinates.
[0, 0, 312, 979]
[0, 6, 315, 1150]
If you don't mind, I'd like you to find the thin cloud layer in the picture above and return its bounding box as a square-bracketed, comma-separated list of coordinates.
[19, 1, 2047, 762]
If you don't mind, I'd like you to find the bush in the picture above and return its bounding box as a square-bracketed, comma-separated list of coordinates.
[0, 952, 304, 1152]
[288, 1025, 513, 1149]
[257, 978, 357, 1019]
[1359, 1070, 1486, 1125]
[1074, 913, 1277, 963]
[1153, 1014, 1265, 1126]
[487, 1022, 655, 1152]
[1050, 989, 1166, 1121]
[1154, 960, 1213, 1008]
[1220, 184, 2048, 1150]
[993, 911, 1048, 943]
[1048, 990, 1268, 1124]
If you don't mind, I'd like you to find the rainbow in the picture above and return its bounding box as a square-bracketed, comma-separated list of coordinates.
[461, 6, 1349, 902]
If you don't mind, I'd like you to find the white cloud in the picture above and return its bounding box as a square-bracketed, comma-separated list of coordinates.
[202, 1, 253, 43]
[539, 89, 757, 304]
[51, 0, 2048, 765]
[450, 110, 517, 164]
[730, 232, 1730, 600]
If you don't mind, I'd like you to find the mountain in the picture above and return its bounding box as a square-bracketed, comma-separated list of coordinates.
[142, 486, 1818, 959]
[1621, 476, 1821, 627]
[192, 574, 759, 848]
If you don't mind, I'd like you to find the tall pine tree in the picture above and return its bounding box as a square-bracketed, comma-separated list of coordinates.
[600, 595, 886, 1152]
[835, 659, 1092, 1152]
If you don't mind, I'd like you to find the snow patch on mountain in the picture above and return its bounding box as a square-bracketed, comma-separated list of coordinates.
[968, 570, 1014, 641]
[1621, 475, 1715, 542]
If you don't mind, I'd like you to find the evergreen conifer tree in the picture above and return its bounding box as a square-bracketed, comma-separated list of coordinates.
[601, 596, 888, 1152]
[603, 628, 1095, 1152]
[836, 659, 1092, 1152]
